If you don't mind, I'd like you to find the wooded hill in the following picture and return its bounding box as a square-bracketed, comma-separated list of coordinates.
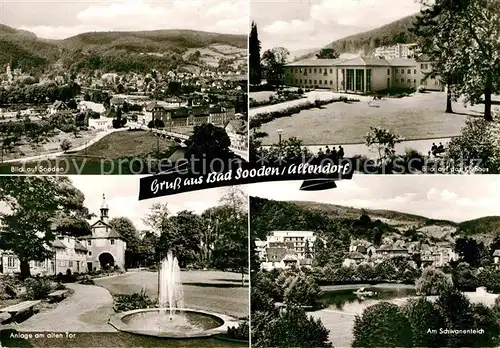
[250, 197, 500, 244]
[0, 25, 247, 73]
[297, 14, 419, 60]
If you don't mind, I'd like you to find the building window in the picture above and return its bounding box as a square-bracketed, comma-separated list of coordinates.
[314, 80, 317, 84]
[366, 69, 372, 91]
[69, 261, 73, 267]
[421, 64, 424, 69]
[407, 79, 411, 83]
[414, 79, 417, 84]
[330, 80, 333, 85]
[7, 257, 15, 268]
[88, 251, 92, 256]
[309, 80, 312, 84]
[319, 68, 322, 73]
[387, 69, 390, 75]
[408, 69, 411, 74]
[111, 239, 115, 245]
[313, 68, 317, 73]
[308, 68, 312, 73]
[330, 69, 333, 73]
[414, 69, 417, 74]
[319, 80, 322, 84]
[401, 69, 405, 74]
[299, 79, 302, 83]
[88, 240, 91, 245]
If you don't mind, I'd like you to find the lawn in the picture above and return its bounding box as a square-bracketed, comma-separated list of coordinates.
[249, 91, 277, 103]
[73, 129, 177, 159]
[0, 130, 180, 174]
[258, 92, 484, 145]
[94, 270, 249, 319]
[0, 330, 246, 347]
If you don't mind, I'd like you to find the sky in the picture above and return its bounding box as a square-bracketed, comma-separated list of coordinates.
[70, 176, 247, 231]
[0, 0, 248, 39]
[251, 0, 423, 52]
[249, 176, 500, 223]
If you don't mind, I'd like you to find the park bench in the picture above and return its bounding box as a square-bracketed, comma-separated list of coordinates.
[0, 300, 41, 324]
[48, 289, 68, 302]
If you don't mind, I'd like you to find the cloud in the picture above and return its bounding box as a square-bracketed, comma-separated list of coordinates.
[249, 176, 500, 223]
[257, 0, 422, 51]
[13, 0, 248, 39]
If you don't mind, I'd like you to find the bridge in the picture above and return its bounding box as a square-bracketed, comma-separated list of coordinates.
[128, 123, 248, 161]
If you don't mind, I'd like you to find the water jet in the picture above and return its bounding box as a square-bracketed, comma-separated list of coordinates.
[109, 251, 239, 338]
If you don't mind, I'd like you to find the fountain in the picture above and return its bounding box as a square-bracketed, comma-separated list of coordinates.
[109, 251, 239, 338]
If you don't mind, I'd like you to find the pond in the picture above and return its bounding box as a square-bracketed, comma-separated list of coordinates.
[319, 286, 416, 312]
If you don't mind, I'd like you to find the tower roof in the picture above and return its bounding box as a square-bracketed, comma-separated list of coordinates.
[101, 193, 109, 210]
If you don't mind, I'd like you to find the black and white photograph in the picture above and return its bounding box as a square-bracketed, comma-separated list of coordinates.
[0, 0, 248, 175]
[249, 0, 500, 174]
[0, 176, 249, 347]
[250, 176, 500, 347]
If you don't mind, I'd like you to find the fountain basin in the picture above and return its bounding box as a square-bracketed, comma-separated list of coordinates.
[109, 308, 239, 338]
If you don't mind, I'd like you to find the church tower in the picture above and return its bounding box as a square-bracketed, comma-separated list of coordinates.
[100, 193, 109, 222]
[6, 58, 13, 84]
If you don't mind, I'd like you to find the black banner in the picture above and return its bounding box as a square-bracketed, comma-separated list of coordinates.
[138, 158, 355, 200]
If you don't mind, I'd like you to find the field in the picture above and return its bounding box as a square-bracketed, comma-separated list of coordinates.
[257, 92, 483, 145]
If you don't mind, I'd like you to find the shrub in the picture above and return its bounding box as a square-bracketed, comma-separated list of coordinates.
[417, 85, 426, 93]
[24, 278, 52, 300]
[0, 275, 20, 299]
[60, 139, 71, 152]
[77, 275, 95, 285]
[114, 288, 155, 312]
[227, 319, 249, 341]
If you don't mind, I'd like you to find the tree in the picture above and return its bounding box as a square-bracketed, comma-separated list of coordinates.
[364, 127, 404, 165]
[411, 0, 470, 113]
[109, 217, 141, 268]
[211, 186, 248, 285]
[144, 204, 203, 267]
[162, 210, 204, 268]
[447, 118, 500, 173]
[184, 123, 232, 163]
[455, 236, 482, 267]
[452, 262, 478, 291]
[434, 288, 477, 347]
[253, 306, 332, 348]
[415, 267, 453, 295]
[261, 47, 290, 87]
[352, 302, 413, 347]
[453, 0, 500, 121]
[414, 0, 500, 121]
[249, 21, 262, 86]
[284, 273, 321, 307]
[316, 48, 339, 59]
[403, 297, 446, 347]
[0, 177, 90, 279]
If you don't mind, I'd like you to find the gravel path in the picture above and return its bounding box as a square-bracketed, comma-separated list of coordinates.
[16, 283, 116, 332]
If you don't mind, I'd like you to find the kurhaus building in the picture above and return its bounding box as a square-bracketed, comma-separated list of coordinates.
[284, 55, 442, 93]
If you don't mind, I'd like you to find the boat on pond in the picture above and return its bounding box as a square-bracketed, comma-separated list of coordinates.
[353, 287, 377, 297]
